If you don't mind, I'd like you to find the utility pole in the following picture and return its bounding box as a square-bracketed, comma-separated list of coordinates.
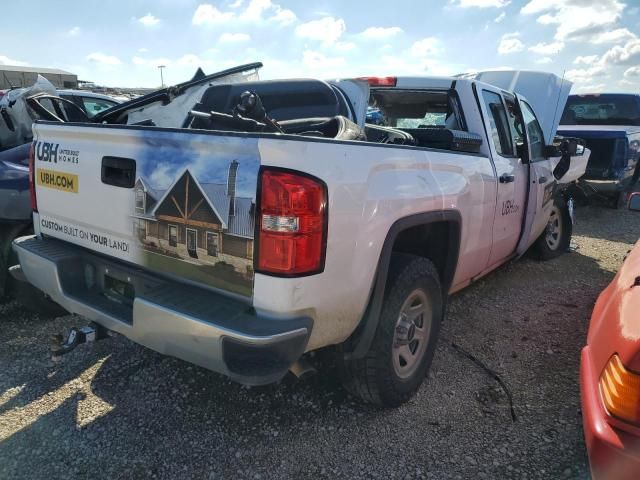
[157, 65, 166, 87]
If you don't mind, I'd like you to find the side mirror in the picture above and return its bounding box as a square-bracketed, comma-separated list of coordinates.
[559, 139, 580, 156]
[547, 138, 583, 158]
[629, 193, 640, 212]
[552, 138, 576, 180]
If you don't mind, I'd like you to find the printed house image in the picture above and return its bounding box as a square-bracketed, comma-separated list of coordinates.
[132, 160, 255, 293]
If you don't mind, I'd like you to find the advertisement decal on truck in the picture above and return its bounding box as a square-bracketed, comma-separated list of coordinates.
[36, 128, 260, 297]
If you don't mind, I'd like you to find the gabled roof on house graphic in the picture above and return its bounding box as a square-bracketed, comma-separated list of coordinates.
[139, 167, 254, 238]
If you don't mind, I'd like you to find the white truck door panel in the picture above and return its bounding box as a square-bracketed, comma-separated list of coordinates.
[516, 98, 557, 254]
[477, 88, 527, 266]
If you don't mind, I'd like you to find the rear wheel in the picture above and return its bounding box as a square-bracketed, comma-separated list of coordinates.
[534, 195, 572, 260]
[340, 254, 443, 407]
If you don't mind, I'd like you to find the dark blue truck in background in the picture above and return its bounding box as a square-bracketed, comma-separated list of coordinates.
[558, 93, 640, 207]
[0, 143, 31, 298]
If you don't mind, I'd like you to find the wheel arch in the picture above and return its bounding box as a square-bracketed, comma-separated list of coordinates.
[344, 210, 461, 359]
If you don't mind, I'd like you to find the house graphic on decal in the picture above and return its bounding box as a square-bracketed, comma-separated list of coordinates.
[132, 160, 255, 278]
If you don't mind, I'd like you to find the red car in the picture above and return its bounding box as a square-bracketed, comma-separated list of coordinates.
[581, 192, 640, 479]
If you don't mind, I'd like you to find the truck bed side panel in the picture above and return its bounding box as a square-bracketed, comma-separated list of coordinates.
[252, 138, 497, 350]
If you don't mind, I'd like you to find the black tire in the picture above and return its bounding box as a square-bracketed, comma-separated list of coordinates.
[339, 254, 443, 407]
[607, 190, 627, 209]
[0, 224, 25, 304]
[534, 195, 572, 260]
[13, 279, 68, 318]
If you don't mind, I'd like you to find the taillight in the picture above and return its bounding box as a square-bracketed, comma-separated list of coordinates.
[356, 76, 397, 87]
[28, 142, 37, 212]
[256, 169, 327, 276]
[600, 354, 640, 426]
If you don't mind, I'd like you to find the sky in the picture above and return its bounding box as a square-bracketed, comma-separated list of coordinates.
[1, 0, 639, 93]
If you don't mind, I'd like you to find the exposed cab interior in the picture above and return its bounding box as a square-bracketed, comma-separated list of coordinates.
[18, 63, 485, 154]
[367, 88, 482, 153]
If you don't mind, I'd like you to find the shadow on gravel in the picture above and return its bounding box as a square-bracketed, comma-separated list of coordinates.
[0, 211, 632, 479]
[573, 204, 640, 244]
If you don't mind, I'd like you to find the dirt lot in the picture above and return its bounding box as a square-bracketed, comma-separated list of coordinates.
[1, 202, 638, 480]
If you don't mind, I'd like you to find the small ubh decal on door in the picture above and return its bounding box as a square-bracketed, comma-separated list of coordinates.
[36, 168, 78, 193]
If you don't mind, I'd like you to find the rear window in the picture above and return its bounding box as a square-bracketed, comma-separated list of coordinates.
[81, 97, 118, 118]
[368, 90, 462, 130]
[560, 94, 640, 126]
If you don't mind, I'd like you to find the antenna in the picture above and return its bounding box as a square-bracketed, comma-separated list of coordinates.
[550, 69, 566, 142]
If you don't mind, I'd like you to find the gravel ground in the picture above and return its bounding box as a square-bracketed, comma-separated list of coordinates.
[1, 201, 638, 480]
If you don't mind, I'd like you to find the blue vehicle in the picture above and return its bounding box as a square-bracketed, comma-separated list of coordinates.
[366, 106, 385, 125]
[0, 143, 32, 298]
[558, 93, 640, 207]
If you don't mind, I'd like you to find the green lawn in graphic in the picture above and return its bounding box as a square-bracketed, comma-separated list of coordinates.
[141, 250, 252, 297]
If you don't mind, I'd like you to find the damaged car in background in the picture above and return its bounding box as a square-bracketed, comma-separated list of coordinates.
[10, 63, 589, 406]
[558, 93, 640, 208]
[0, 78, 119, 306]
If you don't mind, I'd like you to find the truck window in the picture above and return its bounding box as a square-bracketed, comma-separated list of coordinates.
[560, 94, 640, 126]
[368, 90, 461, 130]
[503, 96, 525, 152]
[520, 101, 545, 160]
[481, 90, 513, 156]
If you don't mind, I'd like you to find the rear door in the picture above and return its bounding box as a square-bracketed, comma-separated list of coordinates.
[515, 97, 557, 254]
[477, 87, 528, 266]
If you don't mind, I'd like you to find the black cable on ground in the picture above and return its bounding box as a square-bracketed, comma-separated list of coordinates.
[448, 340, 517, 423]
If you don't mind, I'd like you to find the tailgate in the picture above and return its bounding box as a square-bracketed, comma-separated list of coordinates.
[33, 122, 259, 297]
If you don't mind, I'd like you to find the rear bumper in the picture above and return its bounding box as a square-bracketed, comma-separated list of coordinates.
[580, 346, 640, 479]
[12, 235, 312, 385]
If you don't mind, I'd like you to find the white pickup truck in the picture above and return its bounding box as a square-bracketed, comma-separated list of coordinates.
[12, 66, 588, 406]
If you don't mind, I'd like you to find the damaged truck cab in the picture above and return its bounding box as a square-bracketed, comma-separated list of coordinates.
[12, 66, 587, 406]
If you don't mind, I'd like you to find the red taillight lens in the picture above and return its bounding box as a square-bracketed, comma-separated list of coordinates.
[28, 143, 37, 212]
[257, 169, 327, 276]
[356, 76, 397, 87]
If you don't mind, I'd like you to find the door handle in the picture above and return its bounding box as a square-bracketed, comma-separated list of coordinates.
[101, 156, 136, 188]
[499, 174, 515, 183]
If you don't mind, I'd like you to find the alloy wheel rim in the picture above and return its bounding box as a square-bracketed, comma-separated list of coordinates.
[392, 288, 432, 379]
[545, 206, 562, 251]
